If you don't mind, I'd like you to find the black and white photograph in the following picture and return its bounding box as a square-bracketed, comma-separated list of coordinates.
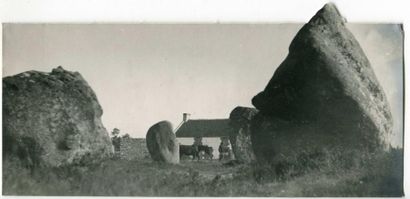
[1, 1, 406, 197]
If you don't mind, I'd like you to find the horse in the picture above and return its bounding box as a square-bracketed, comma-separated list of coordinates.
[198, 145, 214, 160]
[179, 144, 200, 160]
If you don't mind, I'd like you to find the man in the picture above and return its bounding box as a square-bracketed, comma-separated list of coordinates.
[193, 137, 203, 146]
[218, 137, 231, 161]
[192, 137, 203, 159]
[111, 128, 121, 152]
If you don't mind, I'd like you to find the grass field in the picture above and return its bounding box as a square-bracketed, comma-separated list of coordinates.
[3, 148, 403, 196]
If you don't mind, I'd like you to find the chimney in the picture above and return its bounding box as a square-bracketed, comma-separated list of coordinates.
[183, 113, 191, 122]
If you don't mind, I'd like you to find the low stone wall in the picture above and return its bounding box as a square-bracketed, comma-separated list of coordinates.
[115, 138, 150, 160]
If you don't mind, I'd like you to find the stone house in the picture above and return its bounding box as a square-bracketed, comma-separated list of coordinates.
[175, 113, 234, 159]
[175, 108, 258, 163]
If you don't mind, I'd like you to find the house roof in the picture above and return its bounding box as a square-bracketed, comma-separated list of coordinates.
[175, 119, 234, 137]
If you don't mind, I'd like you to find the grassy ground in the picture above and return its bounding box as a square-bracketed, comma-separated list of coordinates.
[2, 148, 403, 196]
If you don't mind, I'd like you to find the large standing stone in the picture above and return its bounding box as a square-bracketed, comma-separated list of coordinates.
[251, 4, 393, 164]
[146, 121, 179, 164]
[3, 66, 113, 167]
[229, 106, 258, 163]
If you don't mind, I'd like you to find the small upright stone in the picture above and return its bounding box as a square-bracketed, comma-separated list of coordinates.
[229, 106, 258, 163]
[146, 121, 179, 164]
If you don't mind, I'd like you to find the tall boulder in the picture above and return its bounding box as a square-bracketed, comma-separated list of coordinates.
[146, 121, 179, 164]
[251, 4, 393, 164]
[3, 66, 113, 167]
[229, 106, 258, 163]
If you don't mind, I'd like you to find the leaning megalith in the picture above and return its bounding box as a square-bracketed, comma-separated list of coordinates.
[251, 3, 393, 164]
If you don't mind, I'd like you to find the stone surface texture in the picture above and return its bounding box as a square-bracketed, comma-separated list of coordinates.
[3, 66, 113, 167]
[229, 106, 258, 163]
[251, 4, 393, 164]
[146, 121, 179, 164]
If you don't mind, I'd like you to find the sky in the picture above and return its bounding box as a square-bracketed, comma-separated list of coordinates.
[2, 23, 403, 147]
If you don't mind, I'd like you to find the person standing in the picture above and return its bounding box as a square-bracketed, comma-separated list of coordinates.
[218, 137, 231, 161]
[111, 128, 121, 153]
